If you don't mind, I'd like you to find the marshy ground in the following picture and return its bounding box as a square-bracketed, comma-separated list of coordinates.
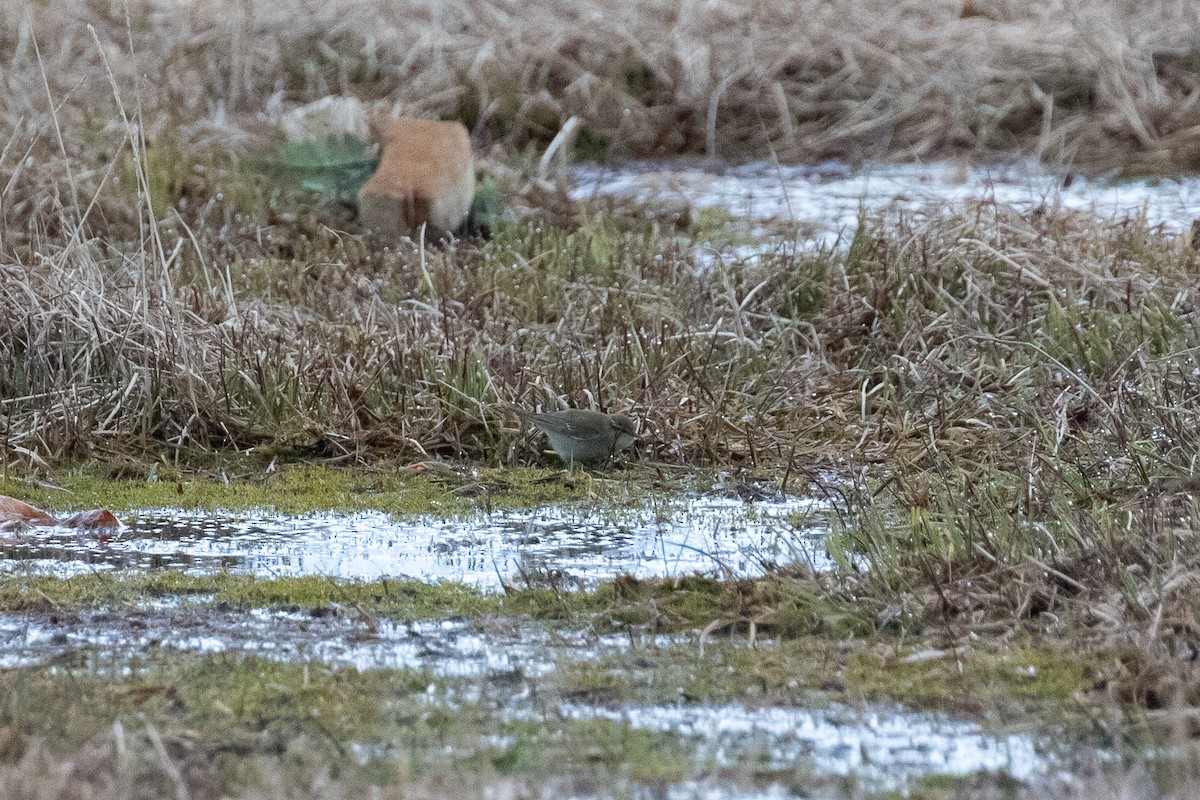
[4, 1, 1200, 798]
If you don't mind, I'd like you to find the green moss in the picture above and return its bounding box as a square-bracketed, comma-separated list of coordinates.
[0, 654, 437, 779]
[0, 571, 840, 627]
[494, 719, 691, 783]
[0, 572, 500, 617]
[587, 574, 876, 638]
[552, 638, 1100, 714]
[0, 462, 639, 516]
[115, 136, 277, 228]
[0, 569, 872, 635]
[836, 644, 1098, 712]
[896, 771, 1023, 799]
[0, 650, 706, 793]
[692, 206, 744, 243]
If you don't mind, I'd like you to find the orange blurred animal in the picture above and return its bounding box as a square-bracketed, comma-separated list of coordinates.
[357, 118, 475, 239]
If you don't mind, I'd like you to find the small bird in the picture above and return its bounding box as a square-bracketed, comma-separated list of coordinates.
[515, 408, 638, 467]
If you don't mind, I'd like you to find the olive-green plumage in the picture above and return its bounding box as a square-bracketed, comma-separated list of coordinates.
[517, 409, 638, 467]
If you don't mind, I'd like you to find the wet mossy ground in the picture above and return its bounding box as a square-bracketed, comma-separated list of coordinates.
[0, 572, 503, 618]
[0, 572, 867, 637]
[0, 572, 836, 631]
[0, 653, 697, 793]
[0, 463, 661, 518]
[0, 615, 1117, 799]
[0, 464, 1183, 796]
[0, 551, 1165, 797]
[0, 570, 1109, 715]
[551, 638, 1102, 716]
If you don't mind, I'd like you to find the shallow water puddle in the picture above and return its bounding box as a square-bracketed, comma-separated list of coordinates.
[0, 495, 828, 586]
[550, 702, 1045, 789]
[0, 605, 1056, 791]
[0, 605, 588, 676]
[572, 159, 1200, 246]
[0, 483, 1076, 791]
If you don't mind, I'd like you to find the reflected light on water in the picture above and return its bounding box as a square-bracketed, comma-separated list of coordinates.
[0, 496, 830, 588]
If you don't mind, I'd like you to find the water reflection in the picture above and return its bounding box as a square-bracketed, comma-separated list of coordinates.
[0, 605, 1054, 791]
[552, 702, 1044, 788]
[0, 606, 573, 676]
[573, 159, 1200, 248]
[1, 496, 829, 588]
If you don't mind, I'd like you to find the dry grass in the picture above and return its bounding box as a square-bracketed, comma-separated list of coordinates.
[0, 209, 829, 466]
[5, 189, 1200, 474]
[3, 0, 1200, 467]
[2, 0, 1200, 179]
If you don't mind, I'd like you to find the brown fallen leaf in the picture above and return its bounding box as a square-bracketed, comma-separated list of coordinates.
[60, 508, 121, 533]
[0, 496, 56, 526]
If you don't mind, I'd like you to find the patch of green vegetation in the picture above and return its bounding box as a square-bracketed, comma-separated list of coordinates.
[217, 575, 495, 616]
[552, 637, 1101, 715]
[120, 138, 187, 213]
[0, 635, 1104, 797]
[0, 570, 864, 634]
[0, 570, 1128, 797]
[0, 463, 639, 516]
[837, 645, 1098, 712]
[775, 249, 830, 321]
[572, 125, 610, 161]
[588, 574, 875, 638]
[494, 718, 692, 783]
[259, 133, 378, 205]
[467, 176, 511, 236]
[896, 771, 1023, 800]
[116, 135, 272, 227]
[1036, 290, 1179, 381]
[693, 205, 746, 244]
[1, 655, 404, 751]
[0, 654, 448, 792]
[0, 571, 503, 617]
[0, 648, 726, 796]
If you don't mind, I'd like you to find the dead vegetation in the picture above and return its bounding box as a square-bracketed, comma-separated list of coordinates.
[4, 191, 1199, 475]
[3, 0, 1200, 181]
[2, 0, 1199, 469]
